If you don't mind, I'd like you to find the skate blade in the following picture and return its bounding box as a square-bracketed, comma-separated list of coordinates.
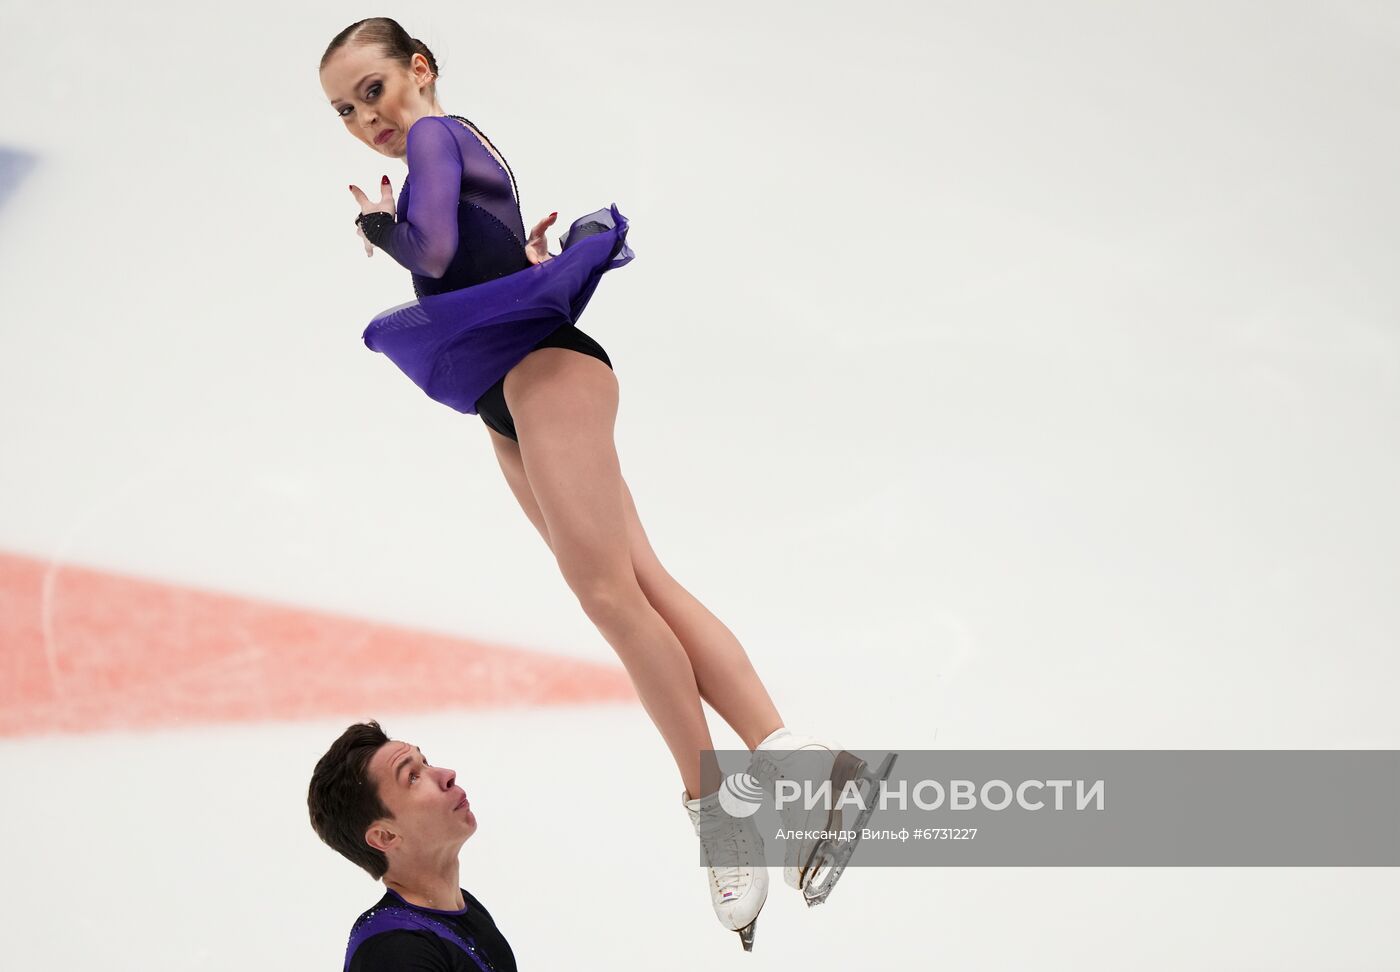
[801, 752, 899, 907]
[738, 918, 757, 951]
[792, 749, 869, 890]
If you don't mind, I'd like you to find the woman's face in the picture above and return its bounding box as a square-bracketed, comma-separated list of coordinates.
[321, 43, 436, 159]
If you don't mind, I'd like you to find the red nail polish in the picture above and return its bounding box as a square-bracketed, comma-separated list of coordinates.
[550, 211, 557, 218]
[382, 175, 389, 184]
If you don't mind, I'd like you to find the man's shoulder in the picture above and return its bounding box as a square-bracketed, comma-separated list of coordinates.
[351, 890, 396, 918]
[345, 896, 452, 971]
[347, 926, 450, 972]
[346, 893, 496, 970]
[458, 887, 493, 919]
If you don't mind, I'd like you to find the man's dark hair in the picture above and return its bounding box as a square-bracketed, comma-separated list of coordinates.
[308, 720, 393, 879]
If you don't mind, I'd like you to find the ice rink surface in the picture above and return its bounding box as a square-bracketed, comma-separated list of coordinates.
[2, 1, 1397, 968]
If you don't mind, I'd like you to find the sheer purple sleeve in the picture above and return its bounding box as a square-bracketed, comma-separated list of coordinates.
[363, 117, 463, 279]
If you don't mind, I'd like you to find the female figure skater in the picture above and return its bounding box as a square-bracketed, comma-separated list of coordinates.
[319, 18, 892, 951]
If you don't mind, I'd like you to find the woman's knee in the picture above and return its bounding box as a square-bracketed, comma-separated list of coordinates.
[568, 573, 649, 629]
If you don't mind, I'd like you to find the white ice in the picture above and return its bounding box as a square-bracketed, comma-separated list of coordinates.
[1, 1, 1397, 968]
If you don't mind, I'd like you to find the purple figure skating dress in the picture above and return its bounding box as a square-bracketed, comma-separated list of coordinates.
[355, 113, 634, 421]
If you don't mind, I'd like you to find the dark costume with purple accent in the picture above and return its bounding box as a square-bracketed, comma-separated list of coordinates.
[344, 886, 517, 972]
[356, 114, 632, 436]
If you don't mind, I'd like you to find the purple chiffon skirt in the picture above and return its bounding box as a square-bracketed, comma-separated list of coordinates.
[362, 204, 634, 415]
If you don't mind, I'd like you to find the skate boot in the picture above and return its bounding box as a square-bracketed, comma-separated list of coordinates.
[746, 727, 898, 907]
[682, 788, 769, 951]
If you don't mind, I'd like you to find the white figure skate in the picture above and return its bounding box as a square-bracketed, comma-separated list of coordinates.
[682, 788, 769, 951]
[746, 727, 898, 907]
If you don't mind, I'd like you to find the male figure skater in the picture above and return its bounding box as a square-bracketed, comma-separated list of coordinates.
[308, 721, 517, 971]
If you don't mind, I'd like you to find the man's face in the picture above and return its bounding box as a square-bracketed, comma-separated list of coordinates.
[364, 739, 476, 857]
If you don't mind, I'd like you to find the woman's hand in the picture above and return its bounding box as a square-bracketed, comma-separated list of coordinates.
[525, 211, 559, 265]
[349, 175, 397, 257]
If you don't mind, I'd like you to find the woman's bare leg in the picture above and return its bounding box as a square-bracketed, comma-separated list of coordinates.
[487, 418, 783, 754]
[502, 348, 718, 799]
[617, 478, 783, 752]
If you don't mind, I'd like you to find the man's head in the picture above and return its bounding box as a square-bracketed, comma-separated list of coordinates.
[308, 721, 476, 879]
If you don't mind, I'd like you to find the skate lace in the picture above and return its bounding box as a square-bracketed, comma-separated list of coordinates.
[696, 817, 755, 894]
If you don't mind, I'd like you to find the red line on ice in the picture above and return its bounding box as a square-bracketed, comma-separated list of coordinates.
[0, 550, 635, 737]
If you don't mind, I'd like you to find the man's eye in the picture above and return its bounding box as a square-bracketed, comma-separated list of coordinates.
[409, 771, 419, 783]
